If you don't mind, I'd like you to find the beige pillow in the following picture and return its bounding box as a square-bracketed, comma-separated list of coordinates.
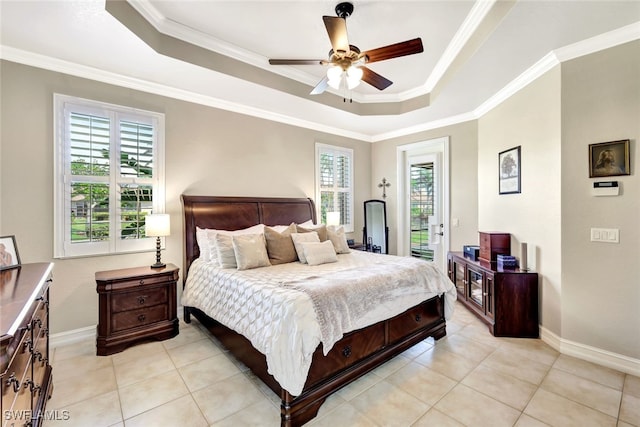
[214, 233, 237, 268]
[296, 223, 328, 242]
[264, 223, 298, 265]
[290, 232, 320, 264]
[207, 224, 265, 265]
[232, 234, 271, 270]
[301, 241, 338, 266]
[327, 225, 351, 254]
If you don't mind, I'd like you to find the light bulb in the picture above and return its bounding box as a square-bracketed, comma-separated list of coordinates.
[327, 65, 344, 90]
[346, 66, 363, 89]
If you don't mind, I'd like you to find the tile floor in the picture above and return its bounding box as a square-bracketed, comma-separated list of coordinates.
[43, 302, 640, 427]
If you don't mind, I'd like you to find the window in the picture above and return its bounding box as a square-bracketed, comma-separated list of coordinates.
[54, 94, 165, 258]
[315, 143, 354, 232]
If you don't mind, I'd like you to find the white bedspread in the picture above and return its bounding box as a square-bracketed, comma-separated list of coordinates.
[181, 251, 456, 396]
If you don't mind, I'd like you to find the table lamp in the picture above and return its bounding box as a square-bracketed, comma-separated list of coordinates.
[146, 213, 170, 268]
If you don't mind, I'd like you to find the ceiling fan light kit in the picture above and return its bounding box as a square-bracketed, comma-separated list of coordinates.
[268, 2, 424, 96]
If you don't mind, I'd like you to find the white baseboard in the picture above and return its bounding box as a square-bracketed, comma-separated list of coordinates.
[50, 325, 96, 348]
[540, 325, 640, 377]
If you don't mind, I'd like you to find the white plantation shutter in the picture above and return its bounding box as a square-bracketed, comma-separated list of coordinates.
[54, 95, 165, 258]
[316, 143, 354, 232]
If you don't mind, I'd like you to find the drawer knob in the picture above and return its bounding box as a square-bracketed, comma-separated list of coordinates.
[137, 296, 146, 305]
[415, 314, 422, 322]
[342, 345, 352, 358]
[138, 314, 146, 322]
[139, 279, 145, 285]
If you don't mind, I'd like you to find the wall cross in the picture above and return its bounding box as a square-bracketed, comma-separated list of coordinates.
[378, 178, 391, 199]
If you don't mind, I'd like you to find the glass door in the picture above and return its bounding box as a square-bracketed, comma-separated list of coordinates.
[468, 268, 483, 309]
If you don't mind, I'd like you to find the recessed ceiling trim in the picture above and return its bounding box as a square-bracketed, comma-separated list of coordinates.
[127, 0, 434, 105]
[423, 0, 497, 93]
[0, 46, 373, 142]
[554, 21, 640, 62]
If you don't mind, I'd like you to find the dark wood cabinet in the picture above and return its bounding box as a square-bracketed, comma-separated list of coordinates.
[447, 252, 539, 337]
[96, 264, 179, 356]
[1, 263, 54, 427]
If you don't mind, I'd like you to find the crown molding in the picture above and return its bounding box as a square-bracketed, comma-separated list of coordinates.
[1, 22, 637, 143]
[0, 46, 373, 142]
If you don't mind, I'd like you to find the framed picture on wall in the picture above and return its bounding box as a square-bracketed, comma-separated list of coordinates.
[0, 235, 21, 270]
[499, 146, 521, 194]
[589, 139, 630, 178]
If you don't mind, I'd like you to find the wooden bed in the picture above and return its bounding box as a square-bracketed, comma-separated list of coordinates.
[181, 195, 447, 426]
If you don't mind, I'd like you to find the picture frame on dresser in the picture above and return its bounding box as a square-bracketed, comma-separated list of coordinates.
[499, 146, 521, 195]
[0, 235, 20, 270]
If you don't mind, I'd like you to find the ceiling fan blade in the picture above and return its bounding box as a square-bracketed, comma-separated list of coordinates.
[361, 66, 393, 90]
[323, 16, 349, 53]
[363, 38, 424, 64]
[269, 59, 325, 65]
[310, 76, 329, 95]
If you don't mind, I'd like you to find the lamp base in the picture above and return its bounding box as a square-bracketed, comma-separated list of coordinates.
[150, 262, 166, 269]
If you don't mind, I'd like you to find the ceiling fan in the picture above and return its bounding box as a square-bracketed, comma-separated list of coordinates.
[268, 2, 424, 95]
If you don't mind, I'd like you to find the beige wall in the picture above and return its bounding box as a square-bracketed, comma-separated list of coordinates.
[560, 41, 640, 358]
[371, 121, 479, 255]
[0, 60, 371, 334]
[478, 68, 563, 335]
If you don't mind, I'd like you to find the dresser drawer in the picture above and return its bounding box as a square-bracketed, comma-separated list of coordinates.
[111, 305, 168, 333]
[111, 286, 168, 313]
[388, 297, 443, 343]
[306, 321, 385, 387]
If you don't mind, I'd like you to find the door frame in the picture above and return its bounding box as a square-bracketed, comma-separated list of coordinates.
[396, 136, 450, 271]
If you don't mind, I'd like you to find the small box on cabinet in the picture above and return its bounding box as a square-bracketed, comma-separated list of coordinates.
[463, 245, 480, 261]
[479, 232, 511, 263]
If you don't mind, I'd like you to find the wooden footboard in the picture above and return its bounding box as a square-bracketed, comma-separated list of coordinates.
[185, 295, 446, 426]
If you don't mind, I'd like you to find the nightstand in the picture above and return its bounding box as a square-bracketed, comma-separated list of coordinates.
[95, 264, 179, 355]
[348, 242, 367, 251]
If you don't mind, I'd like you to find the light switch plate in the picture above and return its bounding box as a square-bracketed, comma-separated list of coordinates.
[591, 228, 619, 243]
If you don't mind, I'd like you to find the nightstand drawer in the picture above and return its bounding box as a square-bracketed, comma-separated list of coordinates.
[111, 287, 168, 313]
[105, 274, 171, 291]
[111, 305, 168, 332]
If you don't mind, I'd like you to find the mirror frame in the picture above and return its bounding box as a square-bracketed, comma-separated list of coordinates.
[363, 199, 389, 254]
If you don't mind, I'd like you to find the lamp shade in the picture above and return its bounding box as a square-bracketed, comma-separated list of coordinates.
[326, 211, 341, 226]
[146, 214, 170, 237]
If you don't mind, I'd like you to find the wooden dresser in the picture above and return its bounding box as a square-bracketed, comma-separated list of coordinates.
[447, 252, 539, 337]
[1, 263, 54, 427]
[96, 264, 179, 356]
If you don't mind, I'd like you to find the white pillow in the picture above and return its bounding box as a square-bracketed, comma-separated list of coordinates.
[301, 241, 338, 266]
[207, 224, 265, 265]
[196, 226, 212, 261]
[232, 234, 271, 270]
[290, 232, 320, 264]
[298, 219, 315, 227]
[327, 225, 351, 254]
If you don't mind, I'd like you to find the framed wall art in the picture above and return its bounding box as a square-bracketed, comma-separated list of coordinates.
[0, 235, 21, 270]
[589, 139, 630, 178]
[499, 146, 521, 194]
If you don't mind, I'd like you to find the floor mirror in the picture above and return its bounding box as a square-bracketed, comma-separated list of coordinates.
[363, 199, 389, 254]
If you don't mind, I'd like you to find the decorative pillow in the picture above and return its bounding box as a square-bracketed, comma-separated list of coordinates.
[327, 225, 351, 254]
[232, 234, 271, 270]
[298, 220, 315, 228]
[296, 224, 328, 242]
[196, 227, 212, 261]
[264, 223, 298, 265]
[207, 224, 265, 265]
[301, 241, 338, 266]
[214, 233, 237, 268]
[290, 232, 320, 264]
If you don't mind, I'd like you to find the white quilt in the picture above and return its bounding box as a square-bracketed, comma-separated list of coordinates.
[181, 251, 456, 396]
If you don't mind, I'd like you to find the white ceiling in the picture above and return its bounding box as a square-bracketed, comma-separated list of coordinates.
[1, 1, 639, 141]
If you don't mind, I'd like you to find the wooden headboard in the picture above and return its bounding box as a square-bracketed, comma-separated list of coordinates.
[181, 195, 316, 281]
